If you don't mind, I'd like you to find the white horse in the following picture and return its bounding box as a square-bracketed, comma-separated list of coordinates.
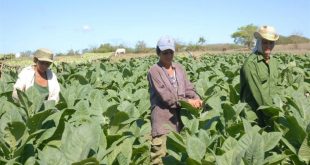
[114, 48, 126, 56]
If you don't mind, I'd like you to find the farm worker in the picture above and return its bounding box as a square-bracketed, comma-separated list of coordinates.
[13, 48, 60, 103]
[147, 36, 202, 164]
[240, 25, 280, 126]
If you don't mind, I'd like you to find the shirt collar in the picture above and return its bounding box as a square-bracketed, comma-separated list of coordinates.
[254, 52, 265, 62]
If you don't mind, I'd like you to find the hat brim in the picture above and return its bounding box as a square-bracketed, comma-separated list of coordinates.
[158, 45, 175, 52]
[37, 57, 53, 63]
[254, 32, 279, 41]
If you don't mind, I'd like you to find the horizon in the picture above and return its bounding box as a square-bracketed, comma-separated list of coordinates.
[1, 0, 309, 54]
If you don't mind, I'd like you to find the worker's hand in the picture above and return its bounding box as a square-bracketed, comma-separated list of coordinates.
[188, 99, 203, 109]
[306, 92, 309, 97]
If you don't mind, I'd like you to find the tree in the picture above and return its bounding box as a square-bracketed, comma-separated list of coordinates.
[197, 37, 206, 45]
[20, 50, 33, 57]
[135, 41, 147, 53]
[231, 24, 257, 48]
[94, 43, 115, 53]
[67, 49, 76, 56]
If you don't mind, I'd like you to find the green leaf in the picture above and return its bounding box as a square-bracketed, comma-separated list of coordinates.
[186, 136, 206, 163]
[298, 135, 310, 163]
[38, 146, 68, 165]
[25, 87, 44, 115]
[117, 138, 133, 165]
[222, 137, 238, 152]
[72, 157, 99, 165]
[16, 89, 31, 116]
[26, 109, 54, 134]
[7, 121, 26, 142]
[4, 121, 26, 150]
[262, 132, 282, 152]
[67, 74, 89, 85]
[258, 106, 281, 117]
[179, 100, 200, 117]
[283, 116, 307, 150]
[61, 122, 101, 163]
[263, 154, 287, 165]
[237, 132, 264, 165]
[222, 103, 236, 123]
[229, 84, 239, 104]
[215, 150, 235, 165]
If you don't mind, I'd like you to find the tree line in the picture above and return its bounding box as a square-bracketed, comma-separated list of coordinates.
[1, 24, 309, 58]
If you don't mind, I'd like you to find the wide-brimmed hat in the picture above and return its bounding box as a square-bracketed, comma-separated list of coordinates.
[254, 25, 279, 41]
[157, 36, 175, 52]
[33, 48, 53, 63]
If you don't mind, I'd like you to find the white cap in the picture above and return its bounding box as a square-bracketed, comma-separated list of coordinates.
[157, 36, 175, 52]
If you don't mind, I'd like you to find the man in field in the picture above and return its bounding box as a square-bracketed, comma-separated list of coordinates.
[148, 36, 202, 164]
[240, 25, 280, 127]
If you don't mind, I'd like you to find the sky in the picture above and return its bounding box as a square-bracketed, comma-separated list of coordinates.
[0, 0, 309, 54]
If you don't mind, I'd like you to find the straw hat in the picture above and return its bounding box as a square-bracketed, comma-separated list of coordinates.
[33, 48, 53, 63]
[254, 25, 279, 41]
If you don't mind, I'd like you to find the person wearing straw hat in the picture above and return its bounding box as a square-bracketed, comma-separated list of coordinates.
[240, 25, 280, 127]
[148, 36, 202, 164]
[13, 48, 60, 102]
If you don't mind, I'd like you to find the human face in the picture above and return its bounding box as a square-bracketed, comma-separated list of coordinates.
[37, 60, 52, 73]
[261, 39, 275, 60]
[159, 49, 174, 66]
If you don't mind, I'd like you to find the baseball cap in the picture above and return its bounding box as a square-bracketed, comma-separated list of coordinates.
[157, 36, 175, 52]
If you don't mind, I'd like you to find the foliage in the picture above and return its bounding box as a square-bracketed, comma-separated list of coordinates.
[197, 37, 206, 45]
[0, 53, 309, 164]
[231, 24, 258, 49]
[277, 35, 310, 45]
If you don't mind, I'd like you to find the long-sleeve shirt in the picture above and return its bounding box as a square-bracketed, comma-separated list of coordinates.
[240, 53, 279, 110]
[13, 66, 60, 102]
[148, 62, 200, 137]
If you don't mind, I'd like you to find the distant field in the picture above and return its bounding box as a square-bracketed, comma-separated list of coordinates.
[1, 43, 310, 67]
[55, 52, 113, 63]
[1, 52, 113, 67]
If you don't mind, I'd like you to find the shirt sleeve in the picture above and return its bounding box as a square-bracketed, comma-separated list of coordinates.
[12, 69, 27, 100]
[148, 71, 178, 108]
[243, 64, 272, 106]
[48, 72, 60, 103]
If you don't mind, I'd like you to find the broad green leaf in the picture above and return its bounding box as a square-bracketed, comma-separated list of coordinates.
[238, 132, 264, 165]
[222, 136, 238, 152]
[298, 135, 310, 163]
[215, 150, 234, 165]
[258, 106, 281, 117]
[26, 109, 54, 134]
[179, 100, 200, 117]
[284, 116, 306, 150]
[61, 122, 101, 163]
[262, 132, 282, 152]
[25, 87, 44, 115]
[117, 138, 133, 165]
[67, 73, 89, 85]
[186, 136, 206, 163]
[3, 121, 26, 151]
[72, 157, 99, 165]
[16, 89, 31, 116]
[38, 145, 68, 165]
[263, 153, 287, 165]
[229, 84, 239, 104]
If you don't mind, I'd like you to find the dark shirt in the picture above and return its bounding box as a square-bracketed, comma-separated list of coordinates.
[148, 62, 200, 137]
